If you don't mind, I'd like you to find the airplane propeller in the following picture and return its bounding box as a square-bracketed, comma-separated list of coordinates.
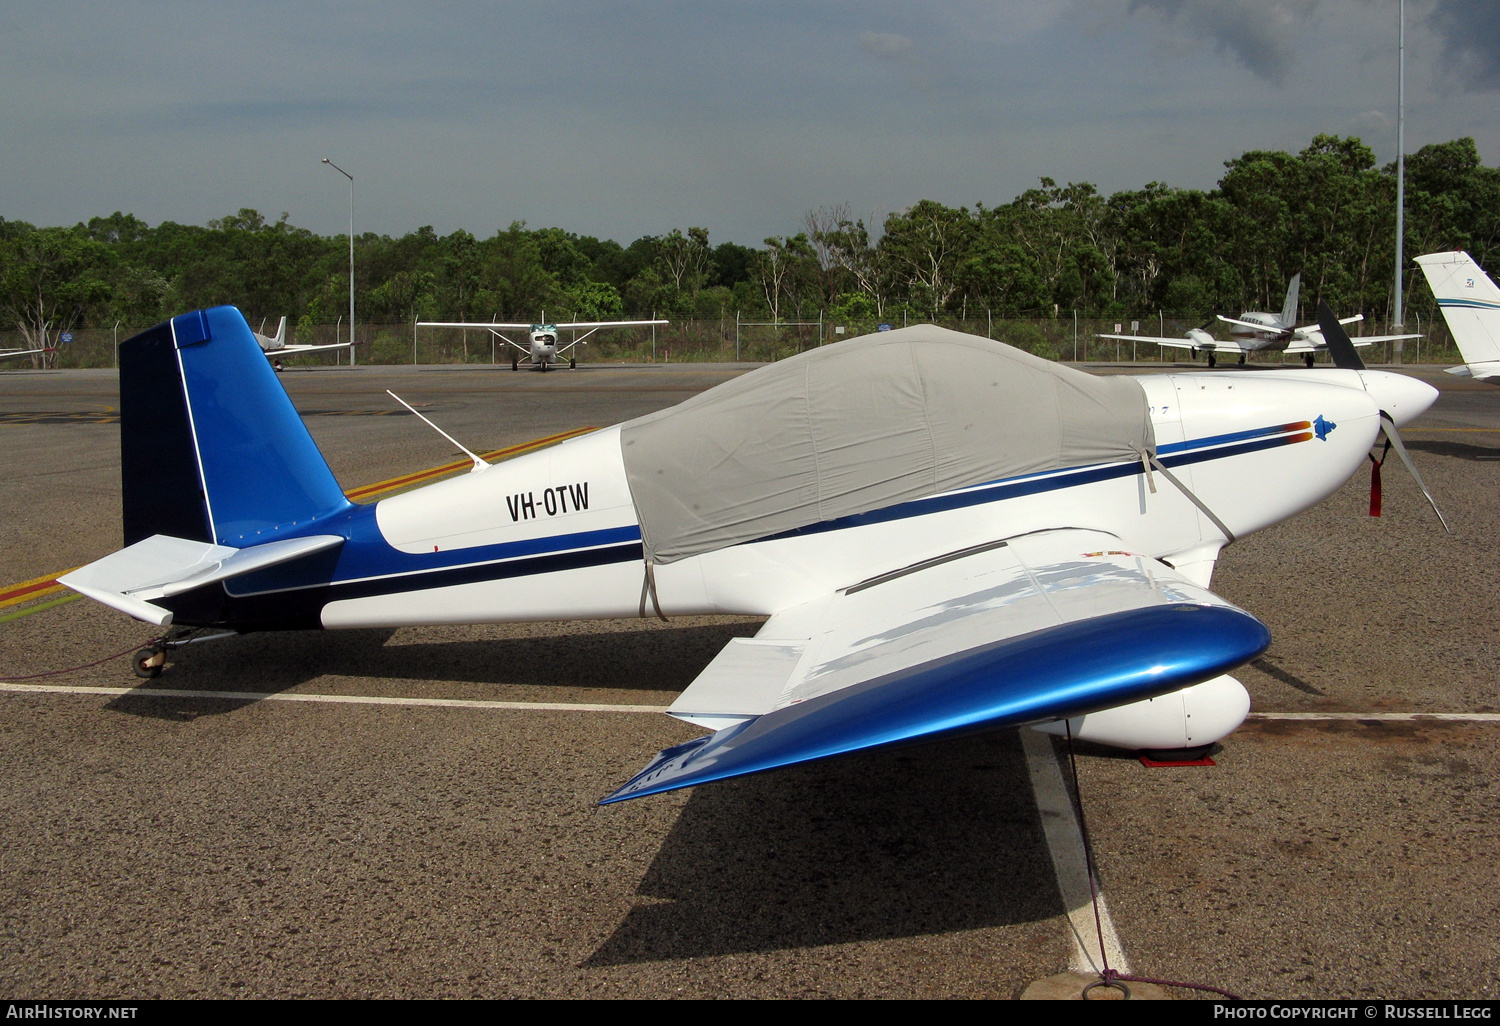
[1316, 300, 1451, 533]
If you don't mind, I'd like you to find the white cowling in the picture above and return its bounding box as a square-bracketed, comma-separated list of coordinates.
[1030, 675, 1250, 752]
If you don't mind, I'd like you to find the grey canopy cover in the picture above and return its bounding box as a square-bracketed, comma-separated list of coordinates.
[619, 325, 1155, 565]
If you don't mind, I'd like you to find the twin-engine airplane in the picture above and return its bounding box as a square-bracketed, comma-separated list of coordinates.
[417, 317, 668, 371]
[60, 307, 1440, 803]
[1099, 273, 1420, 367]
[1415, 251, 1500, 384]
[253, 316, 356, 369]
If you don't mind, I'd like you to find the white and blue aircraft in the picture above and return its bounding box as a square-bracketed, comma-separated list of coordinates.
[417, 317, 668, 371]
[1415, 251, 1500, 384]
[1099, 274, 1420, 367]
[59, 306, 1439, 803]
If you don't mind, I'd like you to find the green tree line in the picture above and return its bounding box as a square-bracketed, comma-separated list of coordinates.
[3, 133, 1497, 363]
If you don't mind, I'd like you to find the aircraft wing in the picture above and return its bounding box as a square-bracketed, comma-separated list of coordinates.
[1343, 333, 1421, 345]
[552, 320, 669, 329]
[1294, 315, 1363, 333]
[266, 343, 357, 356]
[1095, 333, 1228, 351]
[1283, 337, 1385, 354]
[417, 321, 533, 331]
[0, 347, 48, 361]
[602, 528, 1269, 802]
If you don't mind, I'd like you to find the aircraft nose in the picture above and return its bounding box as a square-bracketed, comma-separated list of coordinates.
[1357, 371, 1439, 428]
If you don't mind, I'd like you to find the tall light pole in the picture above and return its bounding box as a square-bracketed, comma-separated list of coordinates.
[1393, 0, 1406, 335]
[322, 158, 356, 365]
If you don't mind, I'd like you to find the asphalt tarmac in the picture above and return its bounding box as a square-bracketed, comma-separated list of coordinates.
[0, 360, 1495, 999]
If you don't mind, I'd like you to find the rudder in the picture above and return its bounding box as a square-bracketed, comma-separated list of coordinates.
[119, 307, 351, 548]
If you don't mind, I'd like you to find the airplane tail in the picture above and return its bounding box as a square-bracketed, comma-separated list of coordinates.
[1414, 251, 1500, 372]
[1280, 273, 1302, 328]
[271, 315, 286, 347]
[119, 307, 352, 548]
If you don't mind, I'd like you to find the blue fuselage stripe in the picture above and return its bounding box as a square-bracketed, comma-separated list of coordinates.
[758, 427, 1309, 543]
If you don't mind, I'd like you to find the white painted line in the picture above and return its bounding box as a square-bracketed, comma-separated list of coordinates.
[0, 681, 669, 714]
[1020, 727, 1130, 976]
[1248, 712, 1500, 722]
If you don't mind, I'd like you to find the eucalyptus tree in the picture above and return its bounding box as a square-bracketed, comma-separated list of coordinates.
[0, 225, 113, 366]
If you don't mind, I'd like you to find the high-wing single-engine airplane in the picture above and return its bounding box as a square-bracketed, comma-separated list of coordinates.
[253, 316, 356, 370]
[60, 306, 1442, 803]
[1099, 273, 1421, 367]
[416, 317, 668, 371]
[1415, 251, 1500, 384]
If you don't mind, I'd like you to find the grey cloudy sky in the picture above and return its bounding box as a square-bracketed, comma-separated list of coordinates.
[2, 0, 1496, 245]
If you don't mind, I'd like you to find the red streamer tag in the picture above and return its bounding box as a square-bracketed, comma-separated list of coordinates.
[1369, 458, 1383, 517]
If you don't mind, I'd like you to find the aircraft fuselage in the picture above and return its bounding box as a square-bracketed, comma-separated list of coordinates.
[156, 370, 1429, 634]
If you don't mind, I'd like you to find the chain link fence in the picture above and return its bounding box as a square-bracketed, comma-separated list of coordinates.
[1, 313, 1463, 369]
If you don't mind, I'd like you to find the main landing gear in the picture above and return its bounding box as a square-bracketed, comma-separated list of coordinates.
[1304, 353, 1316, 368]
[1207, 352, 1217, 368]
[569, 357, 576, 369]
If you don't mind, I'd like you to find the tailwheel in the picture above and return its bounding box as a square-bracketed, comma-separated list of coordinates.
[511, 356, 518, 371]
[133, 647, 165, 679]
[1238, 354, 1246, 365]
[569, 357, 576, 369]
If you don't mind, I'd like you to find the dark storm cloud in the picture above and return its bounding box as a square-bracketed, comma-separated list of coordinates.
[1, 1, 1495, 243]
[1428, 0, 1500, 90]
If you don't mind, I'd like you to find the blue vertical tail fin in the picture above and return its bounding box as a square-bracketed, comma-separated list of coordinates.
[120, 306, 352, 548]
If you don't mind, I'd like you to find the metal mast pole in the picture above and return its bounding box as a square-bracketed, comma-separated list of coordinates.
[323, 158, 356, 365]
[1394, 0, 1406, 331]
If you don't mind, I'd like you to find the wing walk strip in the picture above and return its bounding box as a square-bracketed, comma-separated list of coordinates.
[0, 427, 600, 622]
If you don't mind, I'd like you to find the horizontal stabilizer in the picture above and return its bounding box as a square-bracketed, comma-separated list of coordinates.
[60, 533, 344, 626]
